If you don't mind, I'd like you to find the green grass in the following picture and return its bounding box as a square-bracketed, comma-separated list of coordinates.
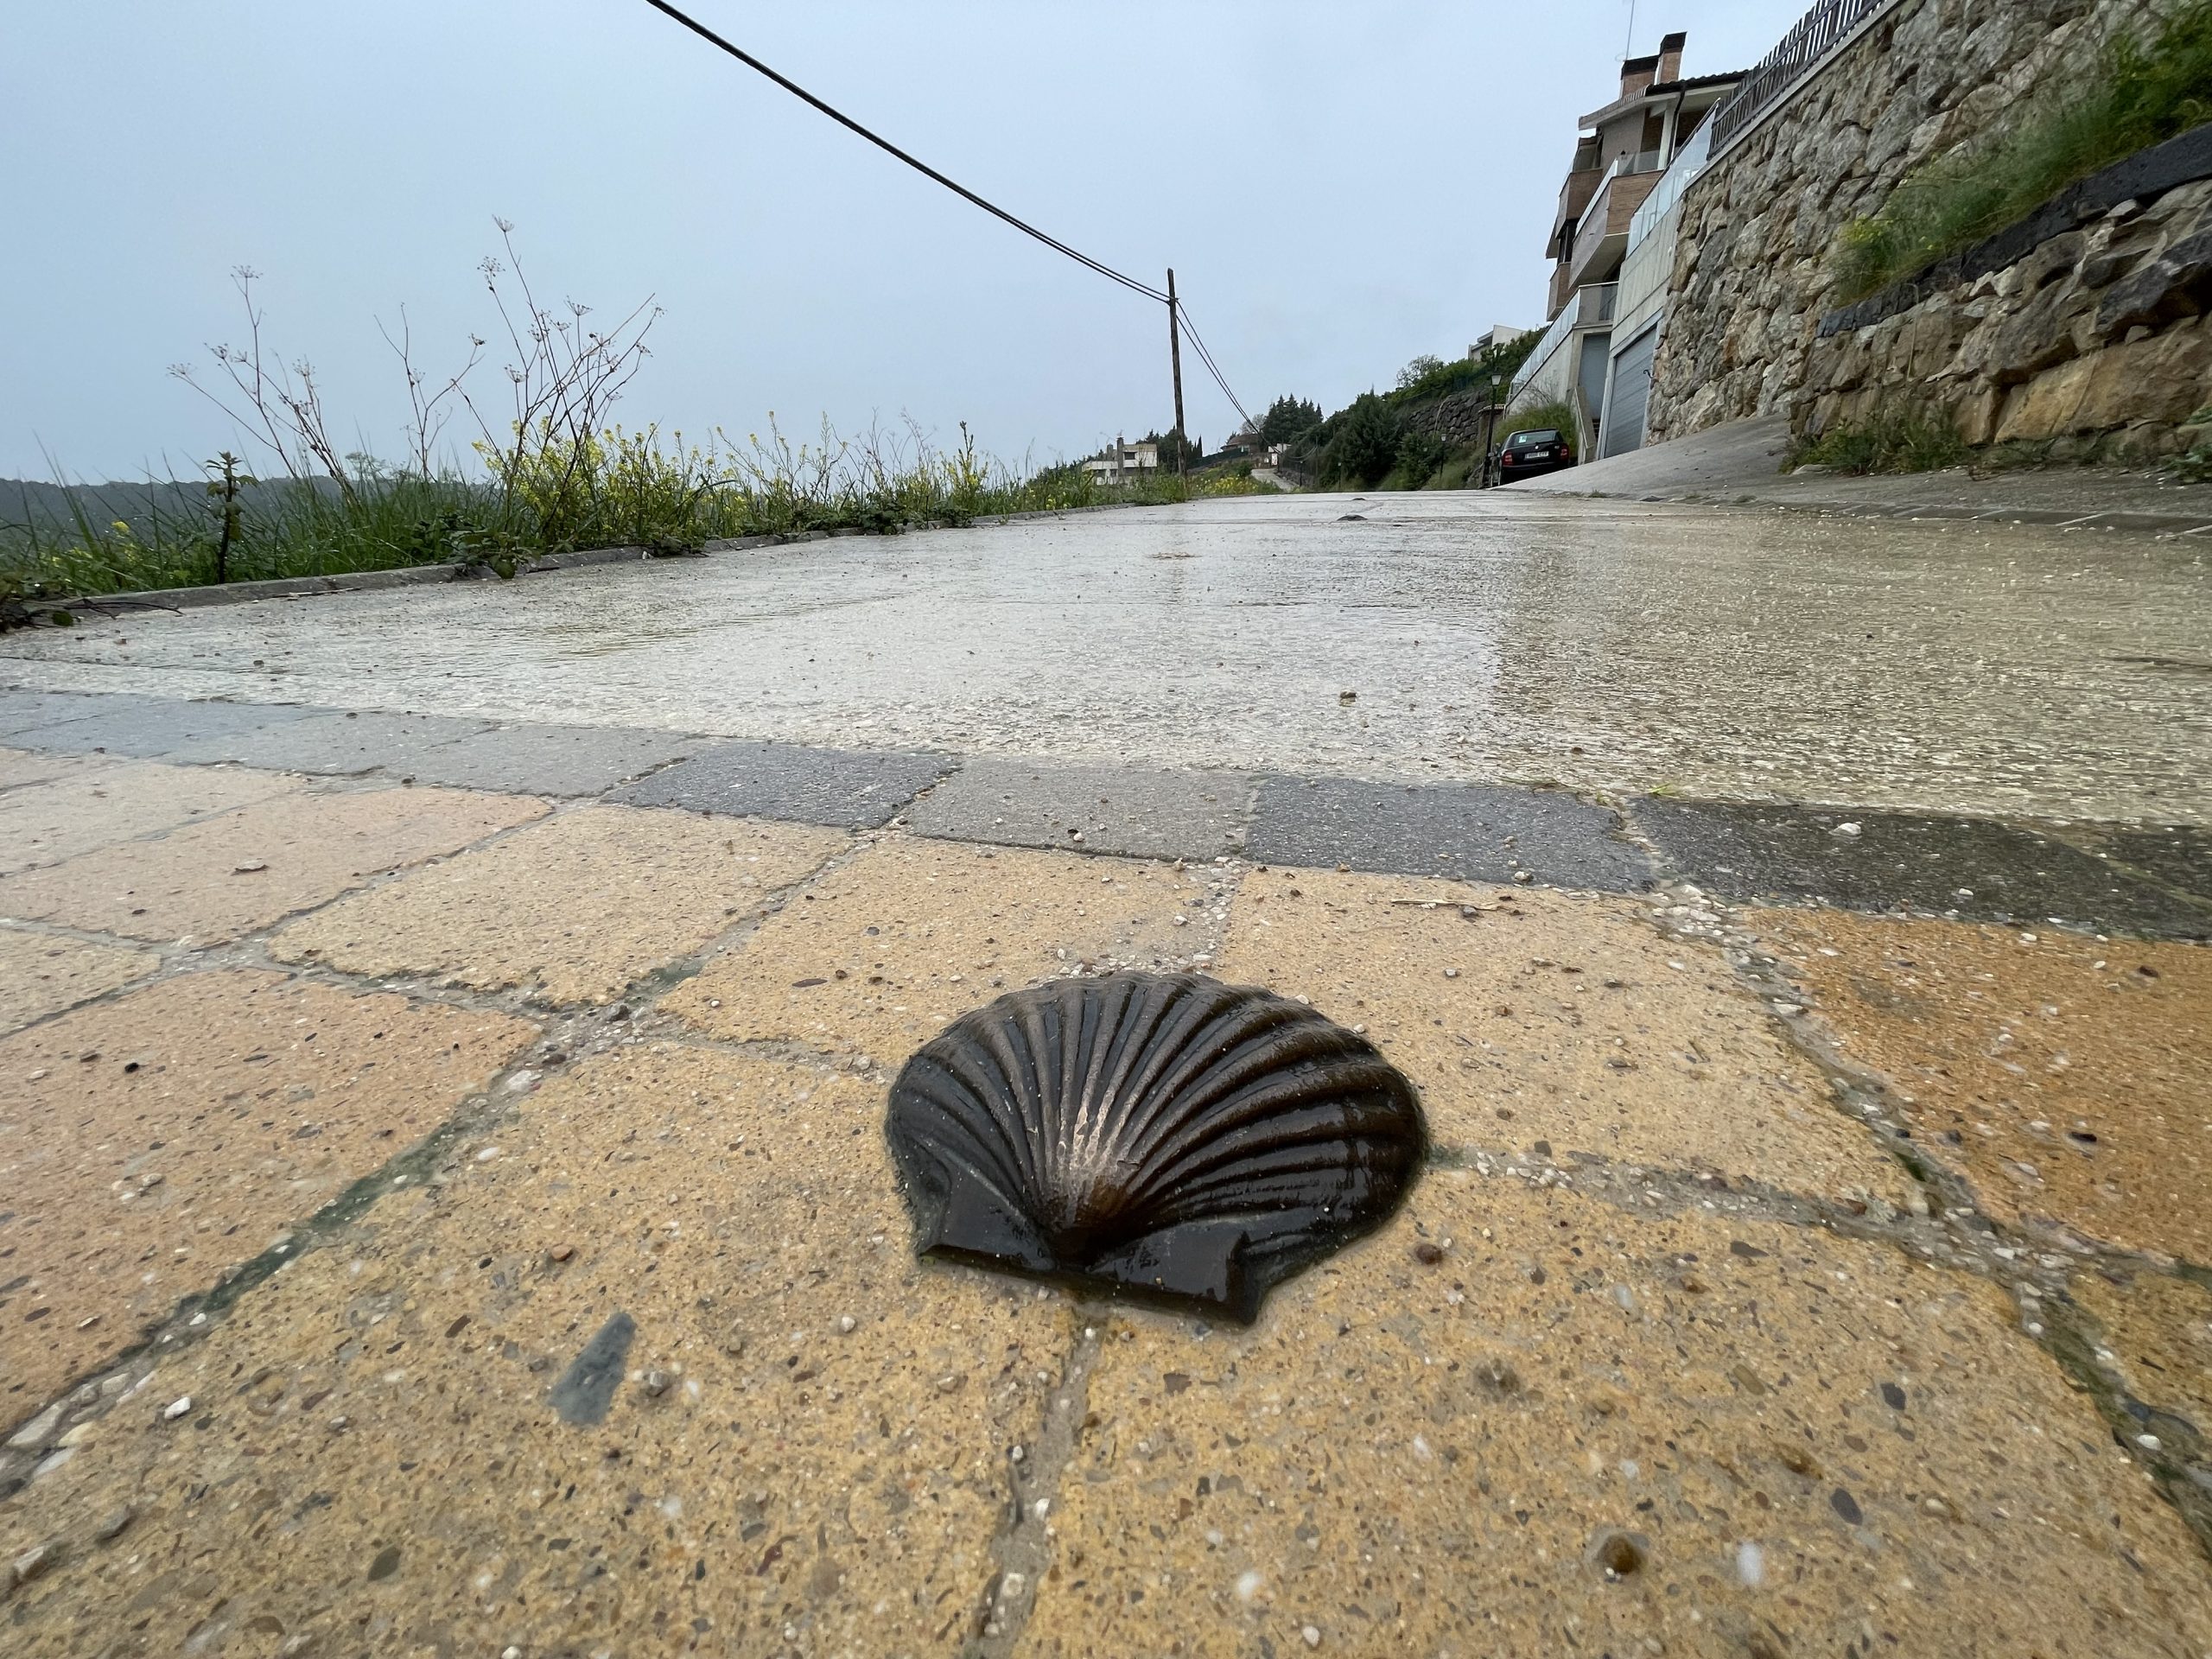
[1784, 405, 1969, 474]
[1835, 0, 2212, 301]
[1, 423, 1208, 609]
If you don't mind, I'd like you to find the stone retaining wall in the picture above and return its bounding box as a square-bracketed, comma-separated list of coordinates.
[1646, 0, 2169, 444]
[1802, 160, 2212, 456]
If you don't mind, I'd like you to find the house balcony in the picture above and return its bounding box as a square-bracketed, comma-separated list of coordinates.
[1566, 159, 1664, 292]
[1548, 164, 1604, 259]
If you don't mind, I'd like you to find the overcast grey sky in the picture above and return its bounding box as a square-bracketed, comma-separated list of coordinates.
[4, 0, 1807, 480]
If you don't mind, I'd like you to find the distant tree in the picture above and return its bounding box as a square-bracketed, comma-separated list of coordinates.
[1143, 429, 1203, 470]
[1395, 354, 1446, 392]
[1324, 394, 1403, 488]
[1260, 396, 1324, 444]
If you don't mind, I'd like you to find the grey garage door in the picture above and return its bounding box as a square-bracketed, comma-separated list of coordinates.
[1601, 324, 1658, 459]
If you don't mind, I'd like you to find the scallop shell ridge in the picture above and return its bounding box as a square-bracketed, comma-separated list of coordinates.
[886, 972, 1426, 1321]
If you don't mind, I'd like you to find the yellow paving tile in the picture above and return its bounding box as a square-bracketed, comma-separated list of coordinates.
[0, 970, 536, 1412]
[0, 930, 158, 1034]
[1755, 909, 2212, 1260]
[0, 747, 106, 791]
[272, 806, 849, 1006]
[1021, 1177, 2212, 1659]
[0, 1044, 1070, 1657]
[2073, 1266, 2212, 1439]
[1219, 870, 1908, 1204]
[0, 758, 301, 877]
[0, 785, 549, 944]
[664, 836, 1226, 1063]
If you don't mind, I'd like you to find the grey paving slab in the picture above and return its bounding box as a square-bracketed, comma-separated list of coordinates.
[397, 722, 702, 797]
[160, 709, 493, 772]
[0, 689, 168, 737]
[2066, 822, 2212, 906]
[607, 740, 953, 827]
[1634, 798, 2212, 938]
[906, 757, 1253, 860]
[15, 696, 321, 757]
[1244, 774, 1651, 891]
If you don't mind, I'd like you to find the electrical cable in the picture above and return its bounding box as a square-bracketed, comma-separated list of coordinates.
[640, 0, 1168, 305]
[1173, 303, 1256, 433]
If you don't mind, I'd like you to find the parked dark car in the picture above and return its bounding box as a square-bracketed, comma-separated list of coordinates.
[1495, 427, 1576, 482]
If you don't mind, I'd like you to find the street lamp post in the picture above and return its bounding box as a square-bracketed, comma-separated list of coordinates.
[1481, 375, 1504, 489]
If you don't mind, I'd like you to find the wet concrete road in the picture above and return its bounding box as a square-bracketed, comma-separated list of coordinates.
[4, 492, 2209, 823]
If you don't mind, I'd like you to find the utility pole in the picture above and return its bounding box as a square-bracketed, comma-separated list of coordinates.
[1166, 268, 1187, 477]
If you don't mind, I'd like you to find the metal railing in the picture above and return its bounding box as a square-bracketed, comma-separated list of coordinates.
[1708, 0, 1897, 156]
[1626, 118, 1713, 254]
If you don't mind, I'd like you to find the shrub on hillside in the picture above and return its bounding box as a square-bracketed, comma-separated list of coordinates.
[1324, 394, 1406, 488]
[1835, 0, 2212, 300]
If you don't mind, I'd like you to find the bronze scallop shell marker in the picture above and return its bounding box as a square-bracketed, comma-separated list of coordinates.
[886, 973, 1427, 1322]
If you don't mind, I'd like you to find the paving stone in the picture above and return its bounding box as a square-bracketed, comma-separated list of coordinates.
[1247, 775, 1651, 892]
[1217, 869, 1909, 1204]
[2073, 1267, 2212, 1438]
[273, 805, 847, 1006]
[907, 756, 1254, 860]
[0, 786, 548, 944]
[663, 836, 1225, 1064]
[2074, 821, 2212, 906]
[1757, 908, 2212, 1262]
[0, 1045, 1069, 1657]
[159, 709, 493, 772]
[1637, 798, 2211, 938]
[0, 970, 536, 1414]
[610, 740, 954, 827]
[0, 759, 303, 878]
[397, 721, 702, 796]
[14, 697, 323, 758]
[0, 690, 166, 739]
[0, 932, 159, 1035]
[1020, 1177, 2212, 1659]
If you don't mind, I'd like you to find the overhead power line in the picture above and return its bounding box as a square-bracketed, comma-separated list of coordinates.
[640, 1, 1255, 440]
[1173, 302, 1255, 434]
[640, 0, 1167, 305]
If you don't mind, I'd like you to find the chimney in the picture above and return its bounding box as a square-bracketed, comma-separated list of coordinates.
[1619, 52, 1659, 99]
[1657, 31, 1687, 85]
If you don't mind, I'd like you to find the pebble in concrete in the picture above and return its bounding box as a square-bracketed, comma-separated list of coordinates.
[11, 697, 321, 759]
[394, 721, 702, 797]
[1637, 799, 2209, 939]
[0, 785, 549, 944]
[1218, 869, 1908, 1203]
[1247, 776, 1651, 892]
[548, 1312, 637, 1426]
[0, 969, 536, 1412]
[1024, 1176, 2212, 1659]
[0, 932, 158, 1036]
[0, 1046, 1070, 1657]
[1757, 908, 2212, 1262]
[906, 757, 1254, 861]
[609, 740, 953, 829]
[663, 836, 1226, 1063]
[272, 807, 848, 1006]
[158, 709, 493, 774]
[0, 758, 302, 877]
